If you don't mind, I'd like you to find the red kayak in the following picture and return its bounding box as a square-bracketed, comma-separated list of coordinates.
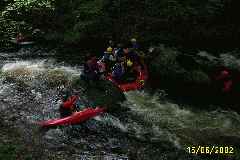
[106, 65, 148, 92]
[39, 107, 105, 127]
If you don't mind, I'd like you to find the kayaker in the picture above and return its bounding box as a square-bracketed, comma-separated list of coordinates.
[59, 95, 79, 117]
[59, 94, 86, 118]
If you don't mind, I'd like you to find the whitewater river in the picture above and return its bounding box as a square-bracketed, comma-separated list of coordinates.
[0, 48, 239, 159]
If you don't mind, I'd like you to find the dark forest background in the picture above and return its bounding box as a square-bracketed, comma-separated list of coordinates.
[1, 0, 240, 51]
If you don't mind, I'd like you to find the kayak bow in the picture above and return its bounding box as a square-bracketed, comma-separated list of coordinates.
[39, 107, 105, 127]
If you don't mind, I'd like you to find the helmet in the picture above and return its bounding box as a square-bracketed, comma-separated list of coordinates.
[127, 59, 133, 67]
[107, 47, 113, 53]
[131, 38, 137, 43]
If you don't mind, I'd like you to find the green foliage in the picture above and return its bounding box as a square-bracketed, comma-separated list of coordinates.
[0, 0, 54, 43]
[0, 0, 239, 50]
[63, 0, 107, 41]
[6, 0, 53, 11]
[0, 17, 17, 39]
[0, 143, 18, 160]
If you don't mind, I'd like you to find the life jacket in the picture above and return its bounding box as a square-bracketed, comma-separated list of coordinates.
[97, 60, 106, 73]
[132, 43, 140, 50]
[62, 95, 78, 110]
[104, 52, 115, 62]
[127, 59, 133, 67]
[103, 52, 110, 60]
[112, 63, 124, 78]
[125, 51, 139, 63]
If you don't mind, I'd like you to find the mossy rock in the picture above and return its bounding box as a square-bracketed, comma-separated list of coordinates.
[72, 78, 126, 111]
[149, 46, 185, 78]
[2, 68, 34, 88]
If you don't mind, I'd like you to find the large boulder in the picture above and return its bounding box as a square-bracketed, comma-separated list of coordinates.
[148, 45, 240, 107]
[149, 46, 210, 85]
[148, 46, 217, 100]
[71, 78, 126, 112]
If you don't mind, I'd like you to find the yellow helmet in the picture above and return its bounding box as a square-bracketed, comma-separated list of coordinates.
[107, 47, 113, 53]
[127, 59, 133, 67]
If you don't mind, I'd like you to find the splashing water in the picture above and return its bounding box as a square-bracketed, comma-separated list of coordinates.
[123, 91, 240, 149]
[1, 58, 240, 159]
[0, 59, 83, 122]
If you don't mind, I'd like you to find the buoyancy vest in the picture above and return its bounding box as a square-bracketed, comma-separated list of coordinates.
[62, 95, 78, 110]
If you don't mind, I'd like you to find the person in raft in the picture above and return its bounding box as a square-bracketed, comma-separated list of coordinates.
[16, 32, 25, 43]
[112, 61, 125, 83]
[102, 47, 116, 72]
[82, 54, 101, 83]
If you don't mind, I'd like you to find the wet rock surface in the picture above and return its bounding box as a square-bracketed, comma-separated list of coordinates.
[148, 46, 240, 109]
